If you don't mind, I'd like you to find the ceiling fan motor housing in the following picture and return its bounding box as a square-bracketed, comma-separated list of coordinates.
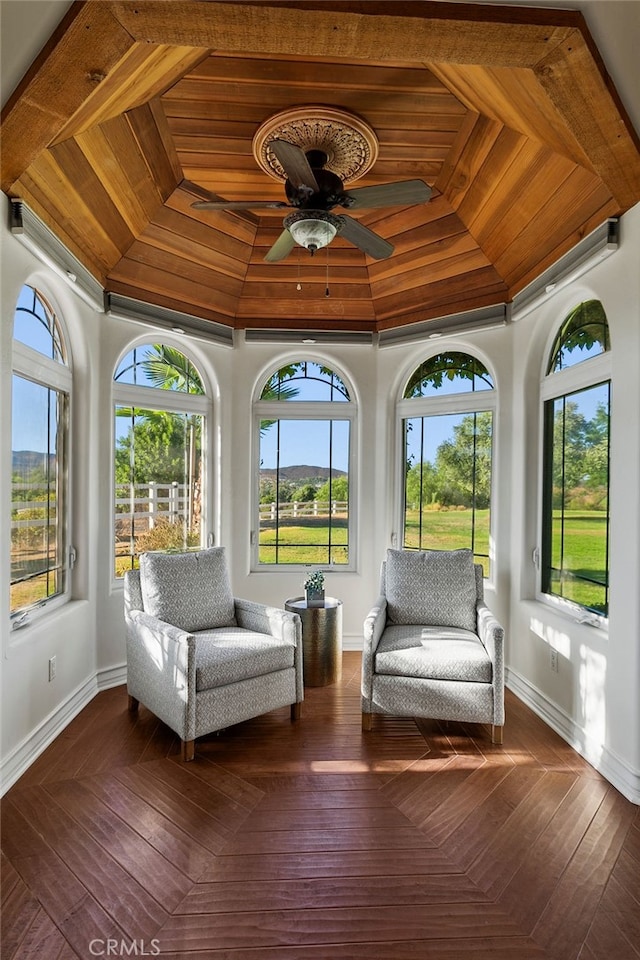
[285, 161, 347, 209]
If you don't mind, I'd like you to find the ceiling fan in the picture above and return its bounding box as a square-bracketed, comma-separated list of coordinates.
[192, 139, 431, 262]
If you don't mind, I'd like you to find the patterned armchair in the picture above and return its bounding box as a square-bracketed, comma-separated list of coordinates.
[124, 547, 303, 760]
[361, 549, 504, 743]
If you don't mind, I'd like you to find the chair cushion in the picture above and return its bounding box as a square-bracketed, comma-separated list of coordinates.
[139, 547, 236, 632]
[194, 628, 295, 690]
[385, 548, 477, 631]
[375, 624, 492, 683]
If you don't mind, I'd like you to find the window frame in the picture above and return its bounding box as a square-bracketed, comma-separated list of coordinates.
[111, 342, 210, 585]
[396, 351, 497, 579]
[10, 289, 73, 628]
[538, 345, 612, 623]
[251, 360, 358, 573]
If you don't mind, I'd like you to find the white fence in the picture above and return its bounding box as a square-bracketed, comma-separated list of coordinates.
[259, 500, 348, 521]
[114, 481, 192, 528]
[14, 483, 347, 538]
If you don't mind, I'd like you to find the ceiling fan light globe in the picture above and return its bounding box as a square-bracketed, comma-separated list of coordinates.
[283, 210, 341, 256]
[287, 216, 338, 253]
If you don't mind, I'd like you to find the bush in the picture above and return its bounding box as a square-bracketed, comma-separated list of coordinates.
[135, 519, 199, 553]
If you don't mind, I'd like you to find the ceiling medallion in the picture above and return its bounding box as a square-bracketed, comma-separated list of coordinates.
[253, 106, 379, 184]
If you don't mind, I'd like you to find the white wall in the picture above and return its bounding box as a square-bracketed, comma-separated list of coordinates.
[2, 196, 639, 802]
[0, 196, 102, 786]
[507, 202, 640, 802]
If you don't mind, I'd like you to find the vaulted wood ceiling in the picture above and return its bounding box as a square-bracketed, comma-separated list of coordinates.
[2, 0, 640, 334]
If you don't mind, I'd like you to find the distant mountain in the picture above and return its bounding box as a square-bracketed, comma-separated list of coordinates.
[12, 450, 54, 473]
[260, 464, 347, 482]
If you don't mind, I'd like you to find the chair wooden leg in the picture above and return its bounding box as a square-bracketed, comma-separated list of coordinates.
[291, 702, 301, 721]
[127, 695, 139, 713]
[491, 724, 504, 744]
[181, 739, 195, 762]
[362, 712, 373, 731]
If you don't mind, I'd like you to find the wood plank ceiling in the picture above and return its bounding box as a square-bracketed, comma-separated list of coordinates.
[2, 0, 640, 334]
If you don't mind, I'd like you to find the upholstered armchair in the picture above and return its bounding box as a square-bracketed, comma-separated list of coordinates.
[124, 547, 304, 760]
[361, 548, 504, 743]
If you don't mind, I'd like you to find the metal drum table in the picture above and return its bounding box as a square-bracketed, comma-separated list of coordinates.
[285, 596, 343, 687]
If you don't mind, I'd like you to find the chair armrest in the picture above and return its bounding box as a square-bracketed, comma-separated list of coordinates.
[477, 601, 505, 722]
[364, 596, 388, 654]
[234, 599, 303, 700]
[234, 598, 300, 645]
[361, 596, 387, 704]
[126, 610, 197, 740]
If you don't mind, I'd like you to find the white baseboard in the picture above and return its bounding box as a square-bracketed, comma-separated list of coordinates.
[1, 663, 127, 796]
[506, 667, 640, 805]
[342, 632, 363, 651]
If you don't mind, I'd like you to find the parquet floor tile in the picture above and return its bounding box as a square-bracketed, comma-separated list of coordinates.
[2, 652, 638, 959]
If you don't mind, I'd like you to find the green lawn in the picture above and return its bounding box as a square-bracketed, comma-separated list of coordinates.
[259, 516, 349, 565]
[550, 510, 608, 612]
[403, 508, 490, 575]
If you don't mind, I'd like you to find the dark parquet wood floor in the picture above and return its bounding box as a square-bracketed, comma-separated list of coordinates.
[2, 652, 639, 959]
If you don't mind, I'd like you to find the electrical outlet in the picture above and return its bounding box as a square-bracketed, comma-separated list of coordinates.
[48, 655, 56, 681]
[550, 648, 559, 673]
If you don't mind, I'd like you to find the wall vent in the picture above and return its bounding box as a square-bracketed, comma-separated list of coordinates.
[244, 328, 374, 345]
[378, 304, 508, 347]
[511, 219, 619, 321]
[106, 294, 235, 347]
[10, 199, 105, 311]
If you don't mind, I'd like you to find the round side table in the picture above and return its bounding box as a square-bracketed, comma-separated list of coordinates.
[285, 596, 343, 687]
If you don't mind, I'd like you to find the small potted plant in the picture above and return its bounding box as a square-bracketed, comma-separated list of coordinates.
[304, 569, 325, 608]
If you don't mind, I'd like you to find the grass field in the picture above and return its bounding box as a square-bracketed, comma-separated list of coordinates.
[259, 516, 349, 565]
[550, 510, 608, 612]
[12, 509, 608, 612]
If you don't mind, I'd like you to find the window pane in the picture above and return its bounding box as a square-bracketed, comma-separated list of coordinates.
[11, 375, 67, 613]
[259, 418, 349, 565]
[403, 411, 492, 575]
[114, 405, 203, 576]
[260, 361, 349, 402]
[543, 382, 610, 615]
[13, 285, 65, 362]
[547, 300, 609, 373]
[404, 352, 493, 398]
[114, 344, 203, 393]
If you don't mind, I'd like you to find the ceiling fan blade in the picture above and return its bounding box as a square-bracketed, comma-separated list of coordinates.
[264, 228, 296, 263]
[338, 216, 394, 260]
[343, 179, 431, 210]
[192, 199, 289, 210]
[270, 139, 319, 194]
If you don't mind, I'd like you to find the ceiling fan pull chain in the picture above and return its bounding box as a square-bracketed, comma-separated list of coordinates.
[297, 249, 302, 291]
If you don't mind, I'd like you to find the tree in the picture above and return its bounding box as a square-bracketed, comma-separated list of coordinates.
[292, 483, 317, 502]
[405, 460, 437, 510]
[434, 412, 492, 508]
[551, 398, 609, 504]
[316, 475, 348, 502]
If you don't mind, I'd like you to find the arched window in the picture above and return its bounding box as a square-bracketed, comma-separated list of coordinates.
[398, 351, 495, 576]
[541, 301, 611, 617]
[11, 285, 72, 620]
[113, 343, 208, 578]
[254, 360, 355, 568]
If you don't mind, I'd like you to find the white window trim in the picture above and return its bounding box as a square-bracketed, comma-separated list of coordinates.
[536, 346, 611, 625]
